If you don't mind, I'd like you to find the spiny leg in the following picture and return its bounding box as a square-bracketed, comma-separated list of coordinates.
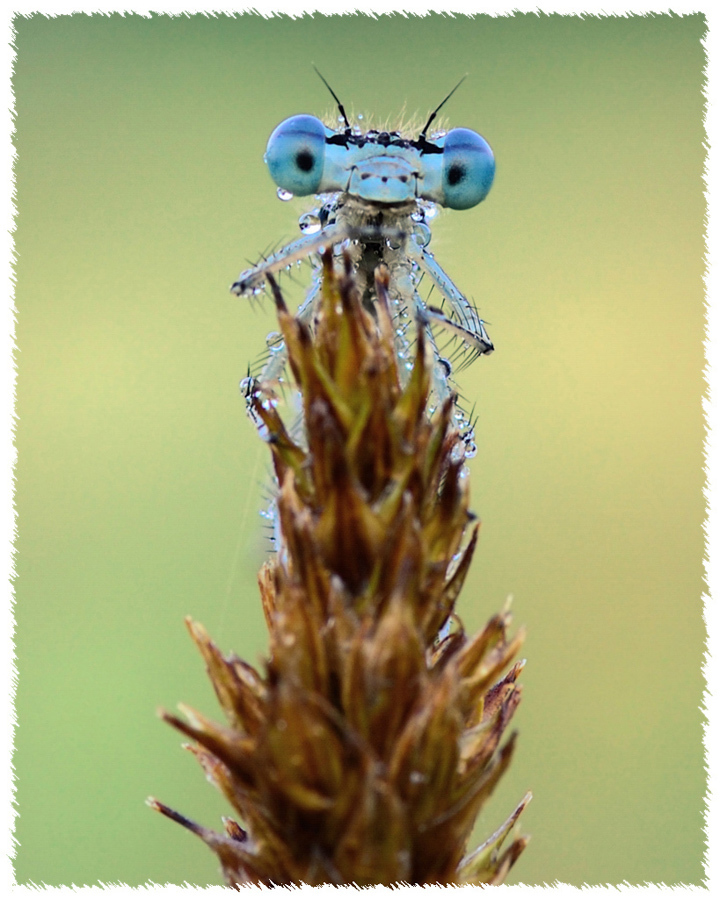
[424, 307, 493, 370]
[231, 220, 407, 296]
[256, 272, 322, 384]
[405, 234, 494, 357]
[393, 257, 483, 458]
[414, 301, 480, 458]
[240, 272, 323, 444]
[391, 267, 457, 409]
[231, 222, 350, 295]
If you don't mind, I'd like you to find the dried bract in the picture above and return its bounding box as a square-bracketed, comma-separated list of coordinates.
[150, 252, 530, 885]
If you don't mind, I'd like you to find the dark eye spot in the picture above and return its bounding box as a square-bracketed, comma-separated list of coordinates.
[295, 150, 315, 172]
[447, 163, 466, 186]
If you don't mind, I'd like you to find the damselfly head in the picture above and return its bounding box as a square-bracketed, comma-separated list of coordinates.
[263, 108, 495, 210]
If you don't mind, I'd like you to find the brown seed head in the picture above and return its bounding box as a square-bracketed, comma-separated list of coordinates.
[152, 252, 530, 885]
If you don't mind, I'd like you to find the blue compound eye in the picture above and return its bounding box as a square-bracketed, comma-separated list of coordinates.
[264, 115, 326, 197]
[441, 128, 495, 210]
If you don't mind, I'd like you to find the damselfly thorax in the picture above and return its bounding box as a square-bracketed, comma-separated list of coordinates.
[233, 84, 495, 459]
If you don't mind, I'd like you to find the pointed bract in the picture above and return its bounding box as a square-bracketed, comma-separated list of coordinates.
[154, 252, 529, 884]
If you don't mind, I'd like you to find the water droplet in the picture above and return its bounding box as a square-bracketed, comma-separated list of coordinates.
[431, 129, 447, 140]
[409, 771, 427, 785]
[450, 443, 465, 464]
[277, 188, 294, 201]
[298, 212, 321, 234]
[438, 357, 452, 377]
[412, 222, 431, 247]
[423, 204, 439, 220]
[265, 331, 284, 353]
[411, 210, 425, 223]
[465, 442, 478, 459]
[357, 113, 364, 121]
[386, 235, 402, 250]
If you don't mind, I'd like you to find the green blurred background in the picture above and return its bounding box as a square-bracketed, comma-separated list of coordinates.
[12, 12, 706, 887]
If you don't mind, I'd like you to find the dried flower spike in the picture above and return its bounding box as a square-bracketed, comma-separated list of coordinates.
[150, 251, 530, 885]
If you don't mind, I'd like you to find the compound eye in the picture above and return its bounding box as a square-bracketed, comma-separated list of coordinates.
[441, 128, 495, 210]
[264, 115, 326, 196]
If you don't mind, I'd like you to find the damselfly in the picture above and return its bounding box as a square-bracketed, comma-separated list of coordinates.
[234, 79, 495, 458]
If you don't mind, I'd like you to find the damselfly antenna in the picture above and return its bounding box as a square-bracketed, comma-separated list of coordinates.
[313, 65, 351, 132]
[419, 75, 468, 139]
